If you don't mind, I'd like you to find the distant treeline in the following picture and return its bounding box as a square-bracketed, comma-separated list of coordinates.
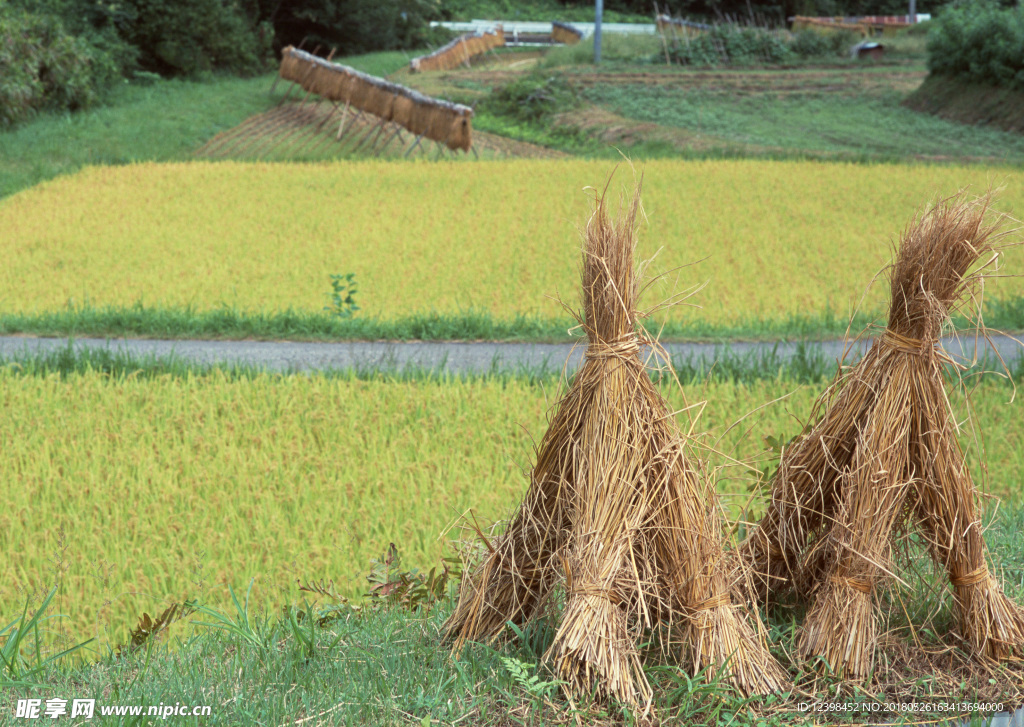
[2, 0, 1022, 128]
[0, 0, 449, 125]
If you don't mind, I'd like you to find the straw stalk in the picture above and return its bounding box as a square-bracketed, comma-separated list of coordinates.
[446, 182, 788, 711]
[737, 192, 1024, 677]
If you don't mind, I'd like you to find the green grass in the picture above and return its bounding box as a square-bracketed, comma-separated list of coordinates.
[0, 74, 276, 199]
[542, 32, 667, 67]
[0, 51, 412, 200]
[2, 503, 1021, 725]
[1, 357, 1020, 724]
[903, 74, 1024, 135]
[3, 297, 1023, 344]
[3, 39, 1019, 205]
[541, 30, 928, 68]
[580, 81, 1024, 162]
[336, 50, 418, 78]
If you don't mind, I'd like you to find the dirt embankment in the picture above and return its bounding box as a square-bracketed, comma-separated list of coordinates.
[902, 75, 1024, 134]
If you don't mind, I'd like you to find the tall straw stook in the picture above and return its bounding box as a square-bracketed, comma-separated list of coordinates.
[736, 192, 1024, 677]
[446, 185, 788, 711]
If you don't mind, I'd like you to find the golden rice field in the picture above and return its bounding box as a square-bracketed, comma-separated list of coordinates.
[1, 160, 1022, 325]
[2, 371, 1020, 653]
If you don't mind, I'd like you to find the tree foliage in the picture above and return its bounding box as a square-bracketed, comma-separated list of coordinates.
[927, 0, 1024, 91]
[0, 9, 125, 126]
[264, 0, 444, 56]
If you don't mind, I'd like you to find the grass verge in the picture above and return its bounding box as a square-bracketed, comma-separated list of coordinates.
[2, 298, 1023, 343]
[1, 503, 1021, 726]
[902, 74, 1024, 135]
[578, 79, 1024, 163]
[0, 336, 859, 383]
[0, 51, 412, 200]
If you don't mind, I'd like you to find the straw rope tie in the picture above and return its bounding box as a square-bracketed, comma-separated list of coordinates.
[831, 575, 873, 594]
[688, 592, 733, 613]
[573, 585, 621, 604]
[880, 329, 930, 355]
[951, 566, 990, 588]
[587, 335, 641, 360]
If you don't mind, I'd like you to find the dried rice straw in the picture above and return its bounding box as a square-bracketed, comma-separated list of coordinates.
[277, 47, 474, 150]
[446, 180, 788, 712]
[736, 191, 1024, 677]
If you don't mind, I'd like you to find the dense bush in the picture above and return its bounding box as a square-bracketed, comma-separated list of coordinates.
[0, 0, 452, 126]
[267, 0, 444, 56]
[10, 0, 271, 77]
[6, 0, 443, 81]
[0, 9, 125, 126]
[927, 1, 1024, 91]
[484, 72, 579, 122]
[790, 28, 860, 57]
[900, 17, 934, 36]
[668, 25, 793, 65]
[120, 0, 270, 76]
[443, 0, 924, 24]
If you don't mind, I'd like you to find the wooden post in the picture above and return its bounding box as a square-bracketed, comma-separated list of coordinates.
[351, 115, 388, 153]
[655, 2, 672, 65]
[404, 132, 427, 157]
[336, 100, 351, 139]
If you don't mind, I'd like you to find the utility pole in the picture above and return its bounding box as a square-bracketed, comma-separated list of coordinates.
[909, 0, 916, 23]
[595, 0, 604, 64]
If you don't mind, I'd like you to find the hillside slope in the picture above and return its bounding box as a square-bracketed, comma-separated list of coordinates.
[903, 75, 1024, 134]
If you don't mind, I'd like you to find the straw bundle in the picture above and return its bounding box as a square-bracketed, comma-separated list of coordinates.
[278, 53, 300, 83]
[311, 64, 338, 98]
[656, 14, 712, 36]
[736, 192, 1024, 677]
[361, 83, 395, 121]
[551, 21, 584, 45]
[410, 29, 505, 72]
[444, 110, 472, 151]
[446, 183, 787, 711]
[276, 46, 475, 151]
[332, 70, 355, 105]
[406, 102, 432, 137]
[345, 76, 371, 114]
[790, 16, 870, 36]
[391, 95, 416, 130]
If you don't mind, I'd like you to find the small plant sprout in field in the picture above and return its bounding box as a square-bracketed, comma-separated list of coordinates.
[0, 587, 94, 688]
[188, 579, 274, 661]
[499, 655, 564, 700]
[365, 543, 459, 614]
[324, 273, 359, 319]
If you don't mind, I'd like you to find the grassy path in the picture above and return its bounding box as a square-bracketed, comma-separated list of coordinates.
[3, 332, 1023, 378]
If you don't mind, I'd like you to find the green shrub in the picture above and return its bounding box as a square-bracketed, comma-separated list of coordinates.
[7, 0, 270, 79]
[900, 18, 933, 36]
[669, 25, 793, 66]
[0, 9, 125, 126]
[483, 72, 579, 123]
[928, 1, 1024, 91]
[790, 28, 860, 58]
[542, 33, 663, 67]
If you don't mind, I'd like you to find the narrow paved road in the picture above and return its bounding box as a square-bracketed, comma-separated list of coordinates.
[1, 333, 1021, 374]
